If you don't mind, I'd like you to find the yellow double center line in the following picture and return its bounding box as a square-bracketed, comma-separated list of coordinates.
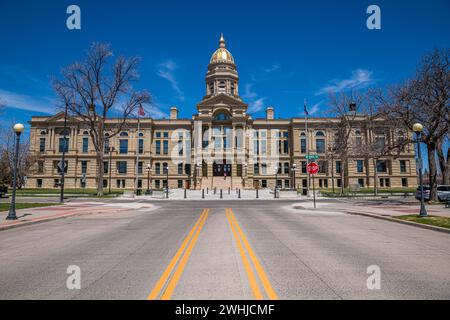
[225, 208, 278, 300]
[148, 208, 210, 300]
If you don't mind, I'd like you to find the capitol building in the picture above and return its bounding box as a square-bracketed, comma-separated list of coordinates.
[27, 35, 417, 192]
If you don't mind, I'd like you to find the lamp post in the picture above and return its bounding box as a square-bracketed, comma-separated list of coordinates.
[274, 165, 279, 198]
[165, 164, 169, 199]
[146, 163, 152, 195]
[59, 103, 69, 204]
[413, 123, 427, 217]
[6, 123, 25, 220]
[242, 162, 248, 189]
[291, 163, 297, 190]
[108, 146, 115, 194]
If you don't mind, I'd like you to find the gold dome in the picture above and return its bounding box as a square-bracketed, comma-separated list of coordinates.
[209, 34, 235, 64]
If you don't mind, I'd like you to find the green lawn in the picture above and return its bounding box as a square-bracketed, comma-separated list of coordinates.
[12, 188, 123, 197]
[320, 187, 416, 197]
[0, 203, 62, 212]
[394, 215, 450, 229]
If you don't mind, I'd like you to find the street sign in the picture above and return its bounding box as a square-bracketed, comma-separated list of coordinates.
[58, 161, 67, 173]
[307, 162, 319, 175]
[305, 154, 319, 160]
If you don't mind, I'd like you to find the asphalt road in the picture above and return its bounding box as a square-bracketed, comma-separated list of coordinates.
[0, 200, 449, 300]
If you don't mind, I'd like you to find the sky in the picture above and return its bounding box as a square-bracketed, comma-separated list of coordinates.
[0, 0, 449, 133]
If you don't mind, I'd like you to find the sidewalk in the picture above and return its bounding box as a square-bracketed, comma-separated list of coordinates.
[0, 202, 156, 231]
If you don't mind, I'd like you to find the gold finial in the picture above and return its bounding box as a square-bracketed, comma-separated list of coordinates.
[219, 33, 226, 48]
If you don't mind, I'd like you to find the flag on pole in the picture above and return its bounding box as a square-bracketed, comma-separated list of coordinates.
[138, 104, 145, 117]
[303, 100, 309, 116]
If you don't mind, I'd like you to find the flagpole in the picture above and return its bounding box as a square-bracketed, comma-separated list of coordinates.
[304, 99, 310, 197]
[135, 113, 141, 196]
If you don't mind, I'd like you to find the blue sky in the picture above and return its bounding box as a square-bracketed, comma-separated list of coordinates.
[0, 0, 449, 129]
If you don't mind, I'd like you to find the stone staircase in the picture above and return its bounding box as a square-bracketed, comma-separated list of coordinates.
[199, 176, 244, 191]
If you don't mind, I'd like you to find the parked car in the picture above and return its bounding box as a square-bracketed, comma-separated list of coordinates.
[0, 186, 8, 198]
[415, 185, 450, 202]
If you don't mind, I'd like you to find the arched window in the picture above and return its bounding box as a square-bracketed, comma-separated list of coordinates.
[214, 112, 231, 121]
[138, 132, 144, 137]
[59, 128, 70, 136]
[83, 130, 89, 135]
[40, 130, 47, 135]
[120, 132, 129, 137]
[315, 131, 325, 137]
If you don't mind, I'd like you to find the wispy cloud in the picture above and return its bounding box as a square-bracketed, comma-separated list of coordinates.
[0, 89, 55, 114]
[264, 64, 280, 73]
[299, 100, 324, 116]
[316, 69, 374, 95]
[157, 60, 185, 101]
[242, 84, 267, 114]
[145, 103, 169, 119]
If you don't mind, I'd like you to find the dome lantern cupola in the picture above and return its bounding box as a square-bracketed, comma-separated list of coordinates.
[206, 34, 240, 98]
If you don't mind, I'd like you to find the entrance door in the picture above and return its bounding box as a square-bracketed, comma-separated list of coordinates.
[213, 162, 232, 177]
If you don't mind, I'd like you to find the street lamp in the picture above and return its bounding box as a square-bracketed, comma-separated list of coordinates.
[242, 162, 248, 189]
[6, 123, 25, 220]
[146, 163, 152, 195]
[59, 102, 69, 204]
[108, 146, 115, 194]
[274, 165, 279, 199]
[413, 123, 427, 217]
[291, 163, 297, 190]
[164, 164, 169, 199]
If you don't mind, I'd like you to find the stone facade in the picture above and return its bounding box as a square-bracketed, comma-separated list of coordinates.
[27, 35, 417, 191]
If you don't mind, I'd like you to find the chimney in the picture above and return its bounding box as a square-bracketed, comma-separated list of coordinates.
[266, 106, 274, 120]
[170, 106, 178, 120]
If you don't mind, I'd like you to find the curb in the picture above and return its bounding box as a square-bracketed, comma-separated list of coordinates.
[345, 210, 450, 235]
[0, 211, 87, 231]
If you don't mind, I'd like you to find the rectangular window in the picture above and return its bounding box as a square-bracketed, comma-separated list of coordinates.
[185, 164, 191, 175]
[155, 140, 161, 154]
[284, 163, 289, 174]
[104, 139, 110, 154]
[402, 178, 408, 187]
[103, 161, 109, 174]
[163, 132, 169, 138]
[284, 180, 290, 189]
[119, 139, 128, 154]
[358, 178, 365, 188]
[54, 179, 60, 187]
[254, 163, 259, 175]
[138, 162, 143, 174]
[155, 163, 161, 174]
[81, 160, 88, 174]
[138, 179, 142, 189]
[283, 140, 289, 154]
[376, 160, 387, 173]
[399, 160, 407, 173]
[163, 140, 169, 155]
[178, 139, 183, 156]
[261, 180, 267, 188]
[301, 161, 307, 174]
[318, 161, 327, 174]
[178, 180, 183, 188]
[178, 163, 183, 175]
[356, 160, 364, 173]
[117, 161, 127, 174]
[156, 132, 161, 138]
[138, 139, 144, 154]
[155, 180, 161, 189]
[300, 138, 306, 153]
[58, 137, 69, 153]
[82, 137, 89, 153]
[37, 179, 43, 188]
[316, 139, 325, 154]
[39, 138, 46, 152]
[336, 161, 342, 174]
[103, 179, 108, 188]
[38, 161, 44, 173]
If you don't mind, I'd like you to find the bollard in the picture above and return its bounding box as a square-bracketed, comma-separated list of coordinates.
[207, 187, 209, 194]
[228, 187, 230, 195]
[202, 189, 205, 199]
[214, 187, 217, 195]
[238, 189, 241, 199]
[184, 188, 187, 199]
[256, 189, 259, 199]
[220, 189, 223, 199]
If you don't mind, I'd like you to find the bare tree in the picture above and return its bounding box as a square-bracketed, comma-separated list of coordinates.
[53, 43, 151, 196]
[377, 49, 449, 201]
[0, 126, 37, 189]
[328, 91, 363, 194]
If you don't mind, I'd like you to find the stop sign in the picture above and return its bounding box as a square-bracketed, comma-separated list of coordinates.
[307, 162, 319, 175]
